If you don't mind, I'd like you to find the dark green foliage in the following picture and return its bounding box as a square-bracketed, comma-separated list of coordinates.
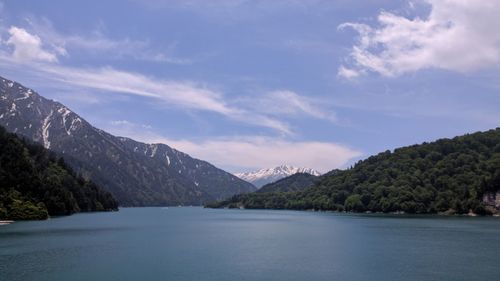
[0, 126, 118, 220]
[257, 173, 318, 193]
[7, 197, 48, 220]
[207, 128, 500, 215]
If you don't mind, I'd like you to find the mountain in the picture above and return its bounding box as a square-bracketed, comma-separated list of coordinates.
[0, 126, 118, 220]
[0, 76, 256, 206]
[257, 173, 318, 193]
[235, 165, 321, 188]
[208, 128, 500, 215]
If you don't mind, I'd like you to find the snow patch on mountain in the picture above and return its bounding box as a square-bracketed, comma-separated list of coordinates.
[42, 110, 54, 149]
[0, 75, 257, 205]
[14, 89, 32, 101]
[235, 165, 321, 188]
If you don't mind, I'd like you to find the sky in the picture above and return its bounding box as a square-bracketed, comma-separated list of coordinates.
[0, 0, 499, 173]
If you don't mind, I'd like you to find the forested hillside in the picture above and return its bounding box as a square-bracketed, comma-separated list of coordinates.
[208, 128, 500, 215]
[0, 126, 118, 220]
[257, 173, 318, 193]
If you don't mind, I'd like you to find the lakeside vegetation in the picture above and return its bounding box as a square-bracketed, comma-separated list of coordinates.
[0, 126, 118, 220]
[207, 128, 500, 215]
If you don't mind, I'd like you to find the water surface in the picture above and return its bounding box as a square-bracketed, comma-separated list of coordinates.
[1, 207, 499, 281]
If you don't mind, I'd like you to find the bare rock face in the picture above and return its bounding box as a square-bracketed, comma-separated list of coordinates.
[0, 76, 256, 206]
[482, 191, 500, 209]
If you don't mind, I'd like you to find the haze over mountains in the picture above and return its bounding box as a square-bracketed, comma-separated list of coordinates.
[235, 165, 321, 188]
[0, 76, 256, 206]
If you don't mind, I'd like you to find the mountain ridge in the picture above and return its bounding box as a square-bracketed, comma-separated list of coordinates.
[0, 76, 256, 206]
[235, 164, 321, 188]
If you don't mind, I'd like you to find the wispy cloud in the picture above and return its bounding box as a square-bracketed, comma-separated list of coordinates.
[0, 24, 293, 134]
[110, 120, 152, 130]
[240, 90, 337, 123]
[21, 16, 191, 64]
[106, 119, 361, 173]
[337, 65, 360, 79]
[33, 63, 293, 134]
[339, 0, 500, 77]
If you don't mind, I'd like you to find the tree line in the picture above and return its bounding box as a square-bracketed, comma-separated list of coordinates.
[207, 128, 500, 215]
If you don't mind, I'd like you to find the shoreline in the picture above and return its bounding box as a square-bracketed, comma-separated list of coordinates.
[210, 206, 500, 217]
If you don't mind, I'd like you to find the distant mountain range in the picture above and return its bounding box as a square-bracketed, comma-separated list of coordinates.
[0, 76, 256, 206]
[209, 128, 500, 215]
[235, 165, 321, 188]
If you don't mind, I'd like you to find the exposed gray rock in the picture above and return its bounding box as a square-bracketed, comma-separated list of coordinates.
[0, 76, 256, 206]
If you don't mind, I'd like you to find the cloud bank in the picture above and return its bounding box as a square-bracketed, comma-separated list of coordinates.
[168, 137, 361, 173]
[104, 120, 361, 173]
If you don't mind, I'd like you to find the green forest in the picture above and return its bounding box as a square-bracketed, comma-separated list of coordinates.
[257, 173, 319, 193]
[207, 128, 500, 215]
[0, 126, 118, 220]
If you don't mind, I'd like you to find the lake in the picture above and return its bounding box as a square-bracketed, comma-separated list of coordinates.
[1, 207, 500, 281]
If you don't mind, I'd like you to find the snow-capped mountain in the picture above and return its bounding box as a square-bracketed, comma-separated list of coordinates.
[235, 165, 321, 188]
[0, 76, 256, 206]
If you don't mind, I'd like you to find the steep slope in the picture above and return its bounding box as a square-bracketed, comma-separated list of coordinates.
[0, 76, 256, 206]
[208, 128, 500, 215]
[0, 126, 118, 220]
[257, 173, 318, 193]
[235, 165, 321, 188]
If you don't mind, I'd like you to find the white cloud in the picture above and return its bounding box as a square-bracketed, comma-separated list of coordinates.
[337, 65, 360, 79]
[340, 0, 500, 77]
[6, 26, 60, 62]
[105, 120, 361, 173]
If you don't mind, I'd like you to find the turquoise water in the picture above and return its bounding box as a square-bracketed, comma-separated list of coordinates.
[1, 207, 500, 281]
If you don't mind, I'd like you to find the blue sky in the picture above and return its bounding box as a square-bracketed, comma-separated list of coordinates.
[0, 0, 499, 173]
